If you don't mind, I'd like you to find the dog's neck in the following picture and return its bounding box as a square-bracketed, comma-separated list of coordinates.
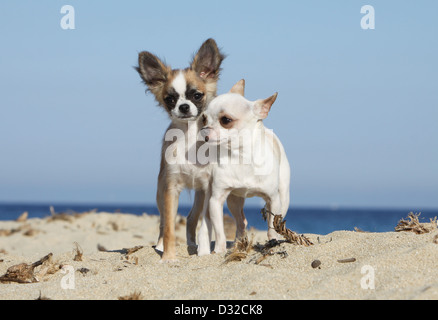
[216, 121, 268, 165]
[162, 118, 205, 167]
[235, 120, 267, 148]
[168, 119, 197, 132]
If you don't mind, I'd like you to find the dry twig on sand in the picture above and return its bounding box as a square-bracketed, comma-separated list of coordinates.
[46, 206, 96, 223]
[35, 291, 51, 300]
[224, 234, 253, 263]
[118, 291, 143, 300]
[16, 211, 28, 222]
[225, 208, 312, 264]
[251, 239, 289, 265]
[261, 207, 313, 246]
[124, 246, 144, 258]
[0, 253, 53, 284]
[395, 212, 437, 234]
[269, 212, 313, 246]
[73, 242, 83, 261]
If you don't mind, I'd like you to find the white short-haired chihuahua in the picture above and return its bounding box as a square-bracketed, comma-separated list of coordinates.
[197, 80, 291, 255]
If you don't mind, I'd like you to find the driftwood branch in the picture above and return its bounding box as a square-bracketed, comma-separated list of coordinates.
[0, 253, 53, 284]
[395, 212, 437, 234]
[262, 207, 313, 246]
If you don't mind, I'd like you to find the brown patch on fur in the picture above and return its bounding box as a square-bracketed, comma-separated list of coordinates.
[161, 188, 178, 261]
[159, 69, 180, 106]
[185, 69, 207, 92]
[201, 114, 208, 127]
[162, 69, 212, 114]
[137, 51, 171, 103]
[137, 38, 224, 111]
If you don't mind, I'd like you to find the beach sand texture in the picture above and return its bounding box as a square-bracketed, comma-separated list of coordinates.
[1, 211, 437, 300]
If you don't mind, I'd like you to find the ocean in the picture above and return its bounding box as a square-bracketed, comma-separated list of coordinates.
[1, 202, 437, 235]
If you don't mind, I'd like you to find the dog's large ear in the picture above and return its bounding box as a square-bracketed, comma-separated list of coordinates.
[136, 51, 170, 94]
[253, 93, 278, 119]
[229, 79, 245, 96]
[190, 39, 225, 80]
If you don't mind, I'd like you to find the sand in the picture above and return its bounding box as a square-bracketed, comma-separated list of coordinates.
[1, 211, 438, 300]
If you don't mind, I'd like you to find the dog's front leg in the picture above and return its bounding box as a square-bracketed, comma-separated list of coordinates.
[226, 194, 247, 240]
[197, 215, 212, 256]
[267, 194, 282, 241]
[209, 191, 230, 254]
[161, 186, 180, 263]
[155, 180, 166, 252]
[197, 189, 212, 256]
[186, 190, 205, 249]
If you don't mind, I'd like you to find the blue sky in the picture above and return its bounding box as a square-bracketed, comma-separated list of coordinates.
[0, 1, 437, 209]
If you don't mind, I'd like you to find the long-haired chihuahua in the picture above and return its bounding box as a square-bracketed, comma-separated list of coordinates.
[136, 39, 247, 262]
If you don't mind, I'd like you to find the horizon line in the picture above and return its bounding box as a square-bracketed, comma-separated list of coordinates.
[0, 201, 436, 212]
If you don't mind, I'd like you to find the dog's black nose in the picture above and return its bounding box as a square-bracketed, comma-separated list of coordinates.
[205, 136, 209, 142]
[179, 104, 190, 114]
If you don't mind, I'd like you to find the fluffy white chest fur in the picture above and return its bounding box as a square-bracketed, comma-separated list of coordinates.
[212, 128, 284, 200]
[162, 121, 212, 191]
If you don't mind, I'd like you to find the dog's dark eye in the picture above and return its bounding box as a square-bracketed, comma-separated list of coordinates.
[193, 92, 204, 101]
[220, 116, 233, 126]
[164, 96, 176, 104]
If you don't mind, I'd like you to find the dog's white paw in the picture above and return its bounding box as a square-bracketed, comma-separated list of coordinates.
[154, 243, 164, 253]
[213, 245, 227, 255]
[197, 251, 211, 257]
[197, 245, 211, 257]
[197, 233, 211, 257]
[268, 229, 281, 241]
